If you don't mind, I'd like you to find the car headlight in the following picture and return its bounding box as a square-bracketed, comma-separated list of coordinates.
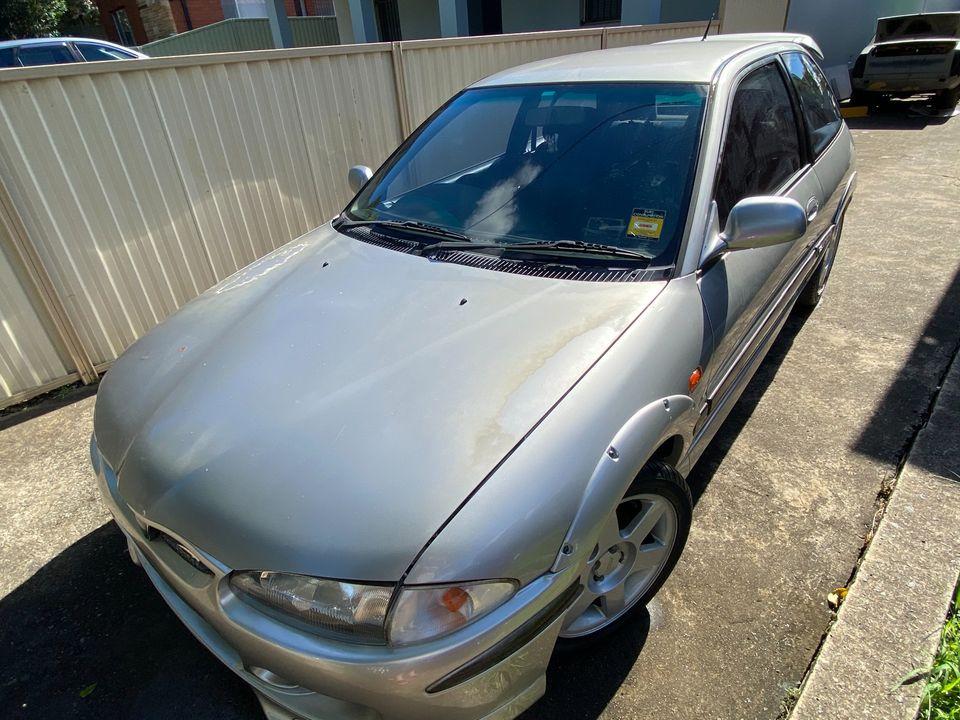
[387, 581, 517, 646]
[229, 571, 393, 644]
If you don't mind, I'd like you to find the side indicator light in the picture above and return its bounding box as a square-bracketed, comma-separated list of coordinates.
[688, 367, 703, 392]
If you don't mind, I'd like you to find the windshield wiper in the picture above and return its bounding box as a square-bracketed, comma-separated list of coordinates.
[335, 217, 472, 244]
[337, 217, 651, 264]
[418, 239, 652, 264]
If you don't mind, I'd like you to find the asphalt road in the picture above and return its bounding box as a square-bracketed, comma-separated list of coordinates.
[1, 102, 958, 720]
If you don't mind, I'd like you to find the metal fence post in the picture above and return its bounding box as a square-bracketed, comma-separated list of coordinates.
[601, 27, 609, 49]
[0, 176, 98, 384]
[391, 41, 413, 138]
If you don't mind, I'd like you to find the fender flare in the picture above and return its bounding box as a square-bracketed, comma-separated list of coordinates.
[551, 394, 695, 573]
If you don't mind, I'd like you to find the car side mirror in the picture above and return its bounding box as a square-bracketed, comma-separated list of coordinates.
[348, 165, 372, 193]
[701, 196, 807, 267]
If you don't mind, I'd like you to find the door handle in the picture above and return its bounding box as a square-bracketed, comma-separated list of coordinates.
[805, 197, 820, 221]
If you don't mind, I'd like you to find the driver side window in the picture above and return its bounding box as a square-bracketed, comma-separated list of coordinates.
[715, 62, 803, 226]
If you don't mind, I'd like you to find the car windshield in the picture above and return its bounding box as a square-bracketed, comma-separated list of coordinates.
[346, 82, 707, 266]
[876, 14, 960, 41]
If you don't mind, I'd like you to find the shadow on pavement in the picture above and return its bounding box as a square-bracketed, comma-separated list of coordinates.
[0, 382, 99, 433]
[0, 307, 814, 720]
[853, 265, 960, 472]
[844, 97, 956, 131]
[0, 523, 261, 720]
[684, 306, 811, 504]
[519, 611, 650, 720]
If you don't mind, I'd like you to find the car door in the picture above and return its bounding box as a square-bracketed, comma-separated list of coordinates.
[782, 51, 851, 228]
[696, 59, 824, 425]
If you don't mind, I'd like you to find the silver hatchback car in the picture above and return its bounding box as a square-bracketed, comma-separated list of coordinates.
[91, 35, 855, 720]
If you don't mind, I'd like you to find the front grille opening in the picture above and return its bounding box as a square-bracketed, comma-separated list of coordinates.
[146, 527, 214, 576]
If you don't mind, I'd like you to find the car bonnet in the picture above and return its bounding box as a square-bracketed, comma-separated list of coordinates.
[94, 223, 665, 581]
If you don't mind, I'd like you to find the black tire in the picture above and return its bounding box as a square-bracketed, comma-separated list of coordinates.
[935, 87, 959, 110]
[798, 216, 843, 308]
[557, 460, 692, 649]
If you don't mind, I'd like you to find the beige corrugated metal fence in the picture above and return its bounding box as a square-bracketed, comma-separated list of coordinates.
[0, 20, 713, 408]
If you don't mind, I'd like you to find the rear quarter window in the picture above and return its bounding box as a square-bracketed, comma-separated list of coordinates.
[0, 48, 17, 68]
[76, 42, 138, 62]
[783, 52, 843, 157]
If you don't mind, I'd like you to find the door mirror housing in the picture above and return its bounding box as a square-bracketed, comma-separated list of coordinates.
[701, 196, 807, 268]
[348, 165, 373, 193]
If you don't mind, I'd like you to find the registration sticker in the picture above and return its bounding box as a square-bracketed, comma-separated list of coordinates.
[627, 209, 665, 240]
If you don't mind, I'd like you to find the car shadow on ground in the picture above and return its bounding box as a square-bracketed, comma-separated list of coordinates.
[0, 523, 262, 720]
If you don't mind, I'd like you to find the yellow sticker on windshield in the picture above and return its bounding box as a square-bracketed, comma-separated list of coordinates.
[627, 209, 665, 239]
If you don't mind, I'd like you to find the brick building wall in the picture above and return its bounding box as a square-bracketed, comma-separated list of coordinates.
[140, 0, 179, 40]
[169, 0, 225, 32]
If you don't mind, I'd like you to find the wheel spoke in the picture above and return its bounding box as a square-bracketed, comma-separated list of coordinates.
[560, 489, 682, 640]
[599, 583, 626, 617]
[624, 499, 666, 545]
[597, 513, 623, 553]
[562, 585, 599, 630]
[634, 542, 669, 570]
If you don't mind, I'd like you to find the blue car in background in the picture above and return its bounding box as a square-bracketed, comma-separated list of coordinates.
[0, 37, 147, 69]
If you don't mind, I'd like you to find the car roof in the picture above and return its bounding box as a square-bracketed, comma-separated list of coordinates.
[471, 37, 805, 88]
[664, 31, 824, 59]
[0, 37, 142, 53]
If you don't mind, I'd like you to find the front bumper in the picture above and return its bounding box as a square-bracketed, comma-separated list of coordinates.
[852, 75, 960, 93]
[91, 438, 577, 720]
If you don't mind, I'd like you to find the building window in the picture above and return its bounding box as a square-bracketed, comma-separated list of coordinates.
[111, 8, 136, 45]
[581, 0, 621, 25]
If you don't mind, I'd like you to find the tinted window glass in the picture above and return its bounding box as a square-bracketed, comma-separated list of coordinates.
[0, 48, 17, 67]
[349, 83, 707, 266]
[77, 43, 136, 61]
[784, 52, 842, 156]
[715, 63, 802, 226]
[17, 44, 75, 67]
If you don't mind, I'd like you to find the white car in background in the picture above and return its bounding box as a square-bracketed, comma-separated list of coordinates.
[851, 11, 960, 109]
[0, 37, 147, 69]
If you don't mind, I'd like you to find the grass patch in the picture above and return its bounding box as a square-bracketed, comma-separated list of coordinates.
[919, 583, 960, 720]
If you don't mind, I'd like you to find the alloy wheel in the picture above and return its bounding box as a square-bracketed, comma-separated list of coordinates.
[560, 492, 678, 638]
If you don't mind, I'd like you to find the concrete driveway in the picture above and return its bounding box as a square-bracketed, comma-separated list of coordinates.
[2, 104, 958, 720]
